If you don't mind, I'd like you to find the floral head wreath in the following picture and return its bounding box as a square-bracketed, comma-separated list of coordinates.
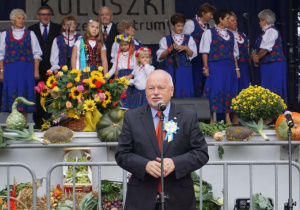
[135, 46, 152, 57]
[115, 34, 133, 44]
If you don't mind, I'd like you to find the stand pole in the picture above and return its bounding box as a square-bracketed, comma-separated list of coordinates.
[284, 127, 296, 209]
[243, 14, 254, 85]
[159, 111, 168, 210]
[67, 26, 71, 68]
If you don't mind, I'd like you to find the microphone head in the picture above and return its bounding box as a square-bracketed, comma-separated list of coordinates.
[243, 13, 249, 18]
[67, 23, 71, 27]
[156, 101, 166, 111]
[284, 111, 292, 117]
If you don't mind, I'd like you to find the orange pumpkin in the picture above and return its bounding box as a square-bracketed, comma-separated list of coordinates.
[275, 112, 300, 140]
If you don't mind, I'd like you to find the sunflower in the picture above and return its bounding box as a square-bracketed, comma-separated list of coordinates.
[102, 91, 112, 108]
[46, 76, 57, 88]
[83, 99, 96, 111]
[88, 75, 105, 88]
[69, 69, 82, 81]
[91, 71, 103, 78]
[70, 87, 83, 99]
[40, 88, 50, 97]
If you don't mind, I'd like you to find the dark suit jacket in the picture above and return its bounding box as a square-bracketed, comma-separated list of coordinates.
[104, 22, 118, 69]
[28, 22, 61, 82]
[115, 103, 209, 210]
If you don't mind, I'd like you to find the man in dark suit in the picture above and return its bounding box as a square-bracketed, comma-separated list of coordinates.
[28, 6, 61, 129]
[115, 70, 209, 210]
[99, 6, 118, 72]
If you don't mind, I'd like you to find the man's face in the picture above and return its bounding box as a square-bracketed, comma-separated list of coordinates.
[37, 9, 51, 25]
[145, 72, 174, 110]
[99, 8, 113, 26]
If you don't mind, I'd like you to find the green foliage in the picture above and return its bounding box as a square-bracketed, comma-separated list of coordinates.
[199, 120, 229, 137]
[252, 193, 273, 210]
[101, 180, 123, 201]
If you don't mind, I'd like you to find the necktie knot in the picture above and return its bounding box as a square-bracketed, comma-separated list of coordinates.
[43, 24, 47, 28]
[104, 26, 107, 30]
[156, 111, 161, 118]
[42, 24, 48, 41]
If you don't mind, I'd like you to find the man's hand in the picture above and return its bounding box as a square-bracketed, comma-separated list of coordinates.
[145, 160, 161, 178]
[156, 157, 175, 177]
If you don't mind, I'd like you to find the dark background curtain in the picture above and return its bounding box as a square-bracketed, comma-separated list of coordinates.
[0, 0, 298, 109]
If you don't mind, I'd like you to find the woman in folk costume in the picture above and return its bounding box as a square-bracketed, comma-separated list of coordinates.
[0, 9, 42, 124]
[50, 14, 80, 74]
[157, 13, 197, 98]
[183, 3, 216, 97]
[71, 19, 108, 73]
[228, 12, 251, 92]
[252, 9, 287, 104]
[110, 20, 143, 64]
[200, 9, 240, 124]
[108, 34, 136, 109]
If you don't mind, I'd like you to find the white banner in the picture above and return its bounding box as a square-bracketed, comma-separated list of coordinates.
[26, 0, 175, 44]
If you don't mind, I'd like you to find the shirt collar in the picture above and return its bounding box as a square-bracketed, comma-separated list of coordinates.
[11, 26, 25, 31]
[40, 22, 50, 27]
[150, 102, 171, 120]
[262, 24, 274, 32]
[215, 25, 227, 31]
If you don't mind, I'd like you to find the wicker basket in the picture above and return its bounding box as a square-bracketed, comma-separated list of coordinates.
[62, 114, 85, 131]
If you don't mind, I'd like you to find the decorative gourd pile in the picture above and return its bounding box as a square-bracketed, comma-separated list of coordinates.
[96, 109, 125, 142]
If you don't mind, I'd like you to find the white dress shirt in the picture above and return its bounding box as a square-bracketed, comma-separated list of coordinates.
[39, 22, 50, 35]
[0, 26, 42, 61]
[156, 32, 197, 62]
[183, 15, 209, 35]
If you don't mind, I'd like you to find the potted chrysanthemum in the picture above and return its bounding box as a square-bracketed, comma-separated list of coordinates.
[34, 65, 129, 131]
[231, 85, 287, 140]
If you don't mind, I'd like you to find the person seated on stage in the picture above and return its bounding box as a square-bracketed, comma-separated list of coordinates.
[115, 70, 209, 210]
[126, 46, 155, 108]
[111, 20, 143, 64]
[252, 9, 287, 104]
[50, 14, 81, 75]
[0, 9, 42, 125]
[71, 18, 108, 73]
[108, 34, 136, 109]
[156, 13, 197, 98]
[183, 3, 216, 97]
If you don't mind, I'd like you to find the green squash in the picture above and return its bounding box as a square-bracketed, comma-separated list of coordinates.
[96, 109, 125, 142]
[6, 97, 34, 130]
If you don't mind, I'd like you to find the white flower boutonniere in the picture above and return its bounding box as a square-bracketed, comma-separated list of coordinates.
[163, 120, 179, 142]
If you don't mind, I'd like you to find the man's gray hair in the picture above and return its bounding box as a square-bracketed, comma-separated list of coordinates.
[258, 9, 275, 24]
[147, 70, 174, 86]
[99, 6, 113, 15]
[10, 9, 27, 21]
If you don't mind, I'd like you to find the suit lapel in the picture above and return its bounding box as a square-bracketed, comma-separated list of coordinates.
[140, 105, 160, 156]
[163, 103, 180, 154]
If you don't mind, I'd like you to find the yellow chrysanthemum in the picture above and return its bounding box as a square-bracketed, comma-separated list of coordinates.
[57, 71, 64, 77]
[102, 91, 112, 108]
[91, 71, 103, 78]
[83, 99, 96, 111]
[62, 65, 68, 72]
[70, 87, 82, 99]
[104, 73, 110, 79]
[46, 76, 57, 88]
[40, 88, 50, 97]
[98, 66, 104, 71]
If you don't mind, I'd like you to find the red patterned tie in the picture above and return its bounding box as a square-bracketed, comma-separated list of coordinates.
[103, 26, 108, 42]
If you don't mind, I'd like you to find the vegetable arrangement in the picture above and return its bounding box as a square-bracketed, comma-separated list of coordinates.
[238, 118, 269, 141]
[65, 157, 91, 183]
[192, 172, 223, 210]
[252, 193, 273, 210]
[199, 121, 229, 159]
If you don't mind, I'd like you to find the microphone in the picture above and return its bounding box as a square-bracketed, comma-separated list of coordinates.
[157, 101, 167, 111]
[284, 111, 294, 128]
[67, 22, 72, 28]
[243, 13, 249, 19]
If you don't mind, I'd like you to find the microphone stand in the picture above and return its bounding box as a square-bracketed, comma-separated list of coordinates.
[284, 125, 296, 209]
[66, 25, 71, 68]
[243, 14, 254, 85]
[166, 20, 178, 89]
[159, 108, 167, 210]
